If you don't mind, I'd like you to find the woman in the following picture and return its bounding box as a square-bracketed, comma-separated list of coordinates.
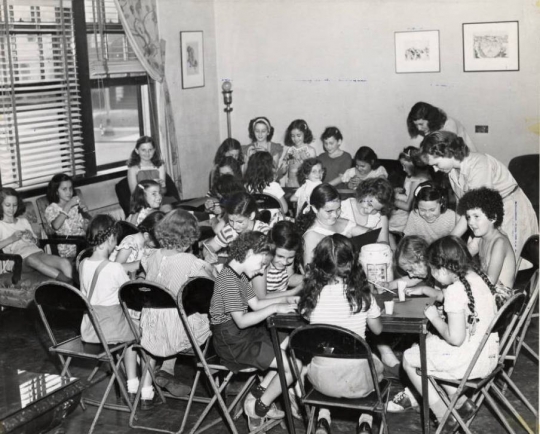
[296, 183, 370, 265]
[407, 102, 477, 151]
[418, 131, 538, 266]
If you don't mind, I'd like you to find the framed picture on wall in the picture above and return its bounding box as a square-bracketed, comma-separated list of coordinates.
[462, 21, 519, 72]
[394, 30, 440, 73]
[180, 31, 205, 89]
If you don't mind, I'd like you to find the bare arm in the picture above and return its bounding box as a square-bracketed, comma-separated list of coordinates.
[485, 237, 508, 285]
[303, 231, 324, 266]
[114, 248, 134, 265]
[425, 308, 466, 346]
[230, 299, 296, 329]
[367, 316, 383, 335]
[394, 180, 422, 211]
[376, 215, 390, 245]
[50, 198, 79, 230]
[0, 232, 22, 250]
[451, 215, 468, 237]
[127, 167, 138, 194]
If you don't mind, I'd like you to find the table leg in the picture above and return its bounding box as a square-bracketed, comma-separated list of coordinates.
[269, 326, 296, 434]
[420, 330, 430, 434]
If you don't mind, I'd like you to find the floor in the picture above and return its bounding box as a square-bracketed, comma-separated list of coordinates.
[0, 305, 537, 434]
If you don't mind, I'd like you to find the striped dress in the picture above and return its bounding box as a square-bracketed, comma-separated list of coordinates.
[139, 250, 212, 357]
[266, 263, 289, 293]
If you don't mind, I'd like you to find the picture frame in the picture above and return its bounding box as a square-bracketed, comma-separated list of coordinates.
[180, 31, 205, 89]
[394, 30, 440, 73]
[462, 21, 519, 72]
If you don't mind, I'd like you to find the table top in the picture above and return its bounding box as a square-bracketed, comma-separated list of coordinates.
[0, 370, 79, 419]
[267, 296, 436, 334]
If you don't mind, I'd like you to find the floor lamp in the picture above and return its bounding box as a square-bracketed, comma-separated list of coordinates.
[222, 81, 233, 138]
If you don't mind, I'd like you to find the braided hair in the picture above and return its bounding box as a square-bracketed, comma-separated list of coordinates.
[427, 236, 481, 333]
[86, 214, 119, 247]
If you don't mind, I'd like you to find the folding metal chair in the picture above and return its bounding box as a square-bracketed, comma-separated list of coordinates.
[428, 293, 531, 434]
[177, 276, 282, 434]
[34, 281, 134, 434]
[289, 324, 391, 434]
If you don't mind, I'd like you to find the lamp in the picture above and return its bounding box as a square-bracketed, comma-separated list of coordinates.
[222, 80, 233, 138]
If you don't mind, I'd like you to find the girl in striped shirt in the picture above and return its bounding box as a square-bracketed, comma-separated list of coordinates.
[252, 221, 303, 300]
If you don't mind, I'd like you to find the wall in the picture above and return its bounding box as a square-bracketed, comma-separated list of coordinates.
[214, 0, 540, 165]
[157, 0, 221, 198]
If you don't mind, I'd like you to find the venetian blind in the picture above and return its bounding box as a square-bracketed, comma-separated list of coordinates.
[0, 0, 84, 189]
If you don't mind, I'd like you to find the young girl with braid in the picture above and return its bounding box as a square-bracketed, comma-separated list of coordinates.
[389, 236, 498, 431]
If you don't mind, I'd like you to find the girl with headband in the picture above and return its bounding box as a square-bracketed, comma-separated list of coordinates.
[243, 117, 284, 169]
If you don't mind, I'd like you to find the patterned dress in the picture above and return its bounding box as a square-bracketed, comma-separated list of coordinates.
[44, 203, 86, 257]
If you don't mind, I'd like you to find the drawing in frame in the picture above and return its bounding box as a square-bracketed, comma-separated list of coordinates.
[394, 30, 440, 73]
[180, 31, 205, 89]
[462, 21, 519, 72]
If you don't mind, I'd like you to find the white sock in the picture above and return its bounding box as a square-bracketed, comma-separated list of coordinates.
[358, 413, 373, 426]
[318, 408, 331, 423]
[127, 378, 139, 394]
[141, 386, 155, 400]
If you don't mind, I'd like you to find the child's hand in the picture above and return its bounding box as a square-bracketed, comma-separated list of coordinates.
[348, 176, 360, 190]
[66, 196, 79, 210]
[275, 303, 297, 314]
[424, 304, 439, 322]
[11, 230, 23, 241]
[286, 296, 300, 304]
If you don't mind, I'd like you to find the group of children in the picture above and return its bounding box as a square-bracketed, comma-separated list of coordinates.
[0, 121, 530, 434]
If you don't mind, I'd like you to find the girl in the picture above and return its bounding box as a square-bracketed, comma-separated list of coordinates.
[252, 221, 304, 300]
[127, 136, 175, 210]
[341, 146, 388, 190]
[203, 192, 270, 261]
[403, 183, 457, 244]
[80, 215, 155, 409]
[0, 188, 72, 283]
[419, 131, 538, 265]
[389, 147, 431, 232]
[299, 234, 384, 434]
[407, 102, 476, 151]
[389, 236, 498, 431]
[458, 187, 516, 289]
[296, 183, 370, 266]
[277, 119, 317, 188]
[244, 151, 288, 215]
[340, 177, 395, 247]
[209, 156, 243, 195]
[140, 209, 214, 397]
[290, 158, 324, 217]
[210, 138, 244, 187]
[209, 231, 300, 430]
[110, 211, 165, 275]
[127, 180, 161, 226]
[317, 127, 352, 187]
[45, 173, 91, 258]
[243, 117, 284, 168]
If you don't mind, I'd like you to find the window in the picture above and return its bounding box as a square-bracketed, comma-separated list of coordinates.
[0, 0, 152, 190]
[84, 0, 152, 172]
[0, 0, 84, 189]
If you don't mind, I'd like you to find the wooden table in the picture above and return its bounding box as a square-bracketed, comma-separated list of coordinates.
[267, 296, 435, 434]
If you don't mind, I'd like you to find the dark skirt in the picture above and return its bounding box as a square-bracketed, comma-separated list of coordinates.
[212, 320, 275, 373]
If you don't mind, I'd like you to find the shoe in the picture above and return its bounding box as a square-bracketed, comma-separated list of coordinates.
[315, 418, 331, 434]
[244, 393, 264, 431]
[437, 415, 459, 434]
[155, 370, 191, 397]
[386, 388, 420, 413]
[288, 389, 303, 420]
[357, 421, 372, 434]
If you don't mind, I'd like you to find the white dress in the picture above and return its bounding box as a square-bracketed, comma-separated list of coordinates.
[403, 272, 498, 380]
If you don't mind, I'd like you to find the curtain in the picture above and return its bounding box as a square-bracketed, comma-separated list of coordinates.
[113, 0, 183, 198]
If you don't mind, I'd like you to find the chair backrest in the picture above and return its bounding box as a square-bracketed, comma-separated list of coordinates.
[289, 324, 372, 362]
[517, 235, 539, 271]
[119, 280, 177, 313]
[179, 276, 215, 316]
[252, 193, 282, 211]
[165, 173, 181, 201]
[117, 220, 139, 244]
[508, 154, 539, 219]
[76, 247, 94, 272]
[115, 178, 131, 217]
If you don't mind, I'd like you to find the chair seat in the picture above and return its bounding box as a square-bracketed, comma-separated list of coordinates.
[423, 364, 503, 390]
[302, 378, 390, 412]
[51, 336, 134, 360]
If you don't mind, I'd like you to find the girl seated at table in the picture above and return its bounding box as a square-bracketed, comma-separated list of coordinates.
[341, 146, 387, 190]
[389, 236, 498, 429]
[127, 180, 161, 226]
[458, 187, 516, 291]
[209, 231, 300, 430]
[252, 221, 304, 300]
[403, 183, 457, 244]
[204, 174, 246, 234]
[299, 234, 384, 434]
[290, 158, 324, 217]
